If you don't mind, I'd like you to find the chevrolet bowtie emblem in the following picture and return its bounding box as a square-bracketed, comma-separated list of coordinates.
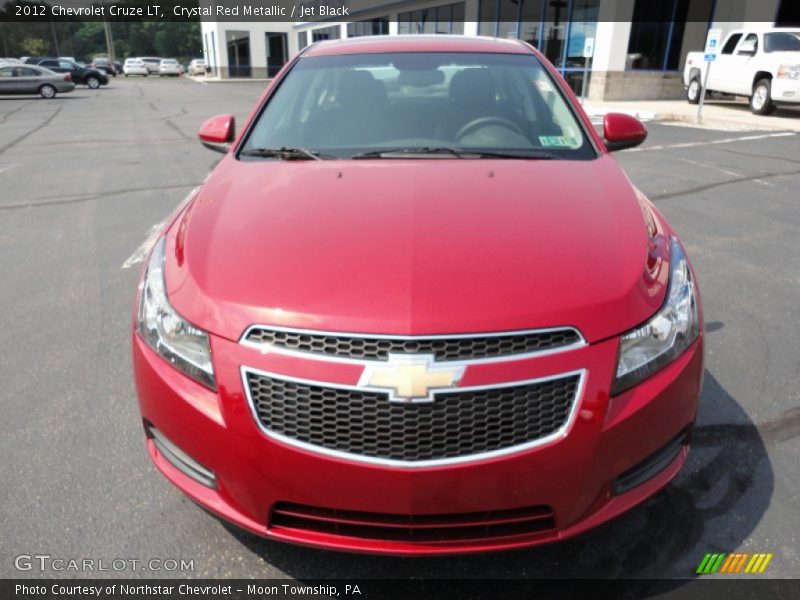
[358, 354, 465, 403]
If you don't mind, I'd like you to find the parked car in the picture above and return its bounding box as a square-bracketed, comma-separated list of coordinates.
[123, 58, 149, 77]
[25, 57, 108, 89]
[158, 58, 180, 77]
[113, 61, 124, 75]
[684, 27, 800, 114]
[187, 59, 206, 76]
[0, 64, 75, 98]
[133, 36, 703, 555]
[91, 57, 117, 76]
[139, 57, 162, 74]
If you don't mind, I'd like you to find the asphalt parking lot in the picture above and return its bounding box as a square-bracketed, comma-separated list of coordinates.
[1, 78, 798, 581]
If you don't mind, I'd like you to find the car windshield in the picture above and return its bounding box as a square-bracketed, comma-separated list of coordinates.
[764, 32, 800, 52]
[241, 52, 595, 160]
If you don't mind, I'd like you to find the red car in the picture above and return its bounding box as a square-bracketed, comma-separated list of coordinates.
[133, 36, 703, 555]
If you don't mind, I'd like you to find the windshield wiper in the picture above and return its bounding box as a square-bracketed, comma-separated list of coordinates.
[352, 147, 467, 159]
[468, 150, 556, 160]
[352, 147, 556, 160]
[240, 147, 331, 161]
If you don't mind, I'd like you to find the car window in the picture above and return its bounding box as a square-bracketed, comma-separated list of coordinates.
[737, 34, 758, 55]
[721, 33, 743, 54]
[40, 60, 57, 68]
[242, 52, 594, 160]
[764, 32, 800, 52]
[59, 60, 73, 69]
[18, 67, 40, 76]
[0, 66, 13, 78]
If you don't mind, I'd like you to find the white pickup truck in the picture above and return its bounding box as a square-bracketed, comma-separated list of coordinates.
[683, 28, 800, 115]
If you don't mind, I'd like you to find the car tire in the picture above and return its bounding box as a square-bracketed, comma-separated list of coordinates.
[86, 76, 100, 89]
[39, 84, 56, 99]
[750, 79, 776, 115]
[124, 73, 128, 77]
[686, 77, 701, 104]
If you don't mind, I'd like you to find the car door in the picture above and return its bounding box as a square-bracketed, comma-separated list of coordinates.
[0, 65, 17, 93]
[707, 32, 743, 92]
[59, 60, 84, 83]
[727, 33, 760, 96]
[16, 66, 42, 93]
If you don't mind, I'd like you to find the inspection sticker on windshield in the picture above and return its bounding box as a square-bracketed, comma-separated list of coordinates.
[539, 135, 570, 147]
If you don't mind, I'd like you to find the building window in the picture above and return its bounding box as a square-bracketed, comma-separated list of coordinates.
[397, 2, 465, 35]
[478, 0, 599, 94]
[298, 31, 308, 50]
[347, 17, 390, 37]
[311, 25, 341, 42]
[478, 0, 497, 36]
[776, 0, 800, 27]
[225, 30, 250, 78]
[626, 0, 713, 71]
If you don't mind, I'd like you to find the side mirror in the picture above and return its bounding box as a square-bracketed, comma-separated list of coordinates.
[198, 114, 235, 154]
[603, 113, 647, 152]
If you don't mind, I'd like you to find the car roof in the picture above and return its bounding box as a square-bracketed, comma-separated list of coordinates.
[302, 35, 533, 57]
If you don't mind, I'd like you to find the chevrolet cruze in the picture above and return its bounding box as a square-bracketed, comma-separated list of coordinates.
[133, 36, 703, 555]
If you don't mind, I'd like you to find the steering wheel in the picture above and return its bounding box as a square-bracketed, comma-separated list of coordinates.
[455, 116, 525, 142]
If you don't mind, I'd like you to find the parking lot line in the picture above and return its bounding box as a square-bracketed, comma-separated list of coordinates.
[121, 220, 166, 269]
[625, 131, 796, 153]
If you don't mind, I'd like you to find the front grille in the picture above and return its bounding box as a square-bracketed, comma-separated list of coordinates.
[243, 327, 581, 361]
[270, 502, 556, 544]
[245, 371, 580, 464]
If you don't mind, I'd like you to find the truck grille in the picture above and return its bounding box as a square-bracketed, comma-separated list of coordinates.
[244, 371, 581, 465]
[243, 327, 582, 361]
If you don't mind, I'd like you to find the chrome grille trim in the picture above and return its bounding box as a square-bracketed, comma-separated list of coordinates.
[240, 366, 586, 469]
[240, 325, 586, 365]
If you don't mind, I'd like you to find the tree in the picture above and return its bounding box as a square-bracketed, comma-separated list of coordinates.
[20, 36, 48, 56]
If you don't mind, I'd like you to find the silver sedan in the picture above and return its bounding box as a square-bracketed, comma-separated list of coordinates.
[0, 64, 76, 98]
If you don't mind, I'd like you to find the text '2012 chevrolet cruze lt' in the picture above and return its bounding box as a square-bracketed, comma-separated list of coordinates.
[133, 36, 703, 555]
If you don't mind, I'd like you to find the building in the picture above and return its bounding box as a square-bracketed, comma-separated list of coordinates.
[199, 0, 800, 100]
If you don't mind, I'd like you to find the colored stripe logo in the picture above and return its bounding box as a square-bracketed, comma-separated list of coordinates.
[697, 552, 773, 574]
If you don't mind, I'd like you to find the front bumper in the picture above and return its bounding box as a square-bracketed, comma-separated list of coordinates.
[133, 331, 703, 555]
[772, 78, 800, 103]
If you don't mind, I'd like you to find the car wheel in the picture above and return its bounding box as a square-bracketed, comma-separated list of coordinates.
[751, 79, 776, 115]
[686, 78, 701, 104]
[124, 73, 128, 77]
[39, 84, 56, 99]
[86, 76, 100, 89]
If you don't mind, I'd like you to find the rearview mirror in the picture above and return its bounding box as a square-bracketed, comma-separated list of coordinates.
[603, 113, 647, 152]
[198, 114, 235, 154]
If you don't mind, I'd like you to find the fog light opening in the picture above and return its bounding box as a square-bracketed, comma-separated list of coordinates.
[146, 423, 217, 489]
[612, 429, 688, 495]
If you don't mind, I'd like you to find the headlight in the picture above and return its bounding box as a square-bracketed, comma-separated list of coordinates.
[137, 237, 216, 390]
[777, 64, 800, 80]
[612, 237, 699, 395]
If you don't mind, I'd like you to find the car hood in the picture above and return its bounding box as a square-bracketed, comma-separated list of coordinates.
[165, 155, 670, 343]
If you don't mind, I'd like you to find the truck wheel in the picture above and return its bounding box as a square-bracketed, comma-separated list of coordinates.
[39, 84, 56, 99]
[686, 78, 701, 104]
[751, 79, 776, 115]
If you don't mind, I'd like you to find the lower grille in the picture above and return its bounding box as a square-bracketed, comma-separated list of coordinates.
[270, 502, 556, 544]
[245, 370, 581, 465]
